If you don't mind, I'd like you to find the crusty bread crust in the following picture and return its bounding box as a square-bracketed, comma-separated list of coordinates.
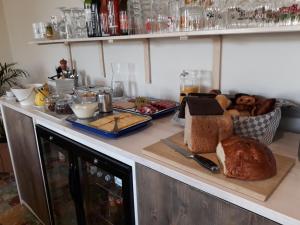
[219, 136, 277, 181]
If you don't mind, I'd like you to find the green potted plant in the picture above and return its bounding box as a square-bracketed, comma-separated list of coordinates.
[0, 62, 29, 173]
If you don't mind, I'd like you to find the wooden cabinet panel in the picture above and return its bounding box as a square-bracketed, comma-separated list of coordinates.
[2, 107, 50, 225]
[136, 163, 279, 225]
[0, 143, 13, 173]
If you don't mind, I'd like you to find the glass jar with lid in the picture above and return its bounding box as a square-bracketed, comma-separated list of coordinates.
[55, 98, 73, 115]
[179, 70, 201, 103]
[44, 94, 60, 112]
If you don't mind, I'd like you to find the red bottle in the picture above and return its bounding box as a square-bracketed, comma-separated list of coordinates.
[100, 0, 109, 36]
[119, 0, 128, 35]
[107, 0, 120, 36]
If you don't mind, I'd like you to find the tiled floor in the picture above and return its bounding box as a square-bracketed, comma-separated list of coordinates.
[0, 173, 41, 225]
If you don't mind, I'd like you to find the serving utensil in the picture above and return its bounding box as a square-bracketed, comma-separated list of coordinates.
[113, 116, 119, 133]
[161, 138, 220, 173]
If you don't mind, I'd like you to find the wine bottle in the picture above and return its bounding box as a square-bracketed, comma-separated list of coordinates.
[84, 0, 94, 37]
[107, 0, 120, 36]
[91, 0, 101, 37]
[119, 0, 128, 35]
[100, 0, 110, 36]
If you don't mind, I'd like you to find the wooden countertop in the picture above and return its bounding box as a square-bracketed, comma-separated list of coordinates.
[1, 98, 299, 225]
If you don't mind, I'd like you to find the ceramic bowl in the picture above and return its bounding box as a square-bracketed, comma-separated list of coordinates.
[11, 84, 43, 106]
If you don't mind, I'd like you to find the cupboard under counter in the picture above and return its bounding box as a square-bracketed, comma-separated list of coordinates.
[0, 99, 299, 225]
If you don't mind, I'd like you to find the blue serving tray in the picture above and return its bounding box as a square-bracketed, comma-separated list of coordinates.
[150, 106, 180, 119]
[66, 110, 152, 138]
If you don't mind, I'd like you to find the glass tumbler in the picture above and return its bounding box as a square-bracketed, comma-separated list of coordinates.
[156, 0, 169, 33]
[168, 0, 180, 32]
[180, 5, 191, 31]
[32, 23, 42, 39]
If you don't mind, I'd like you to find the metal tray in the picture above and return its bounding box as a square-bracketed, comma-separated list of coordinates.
[66, 110, 152, 138]
[113, 98, 179, 119]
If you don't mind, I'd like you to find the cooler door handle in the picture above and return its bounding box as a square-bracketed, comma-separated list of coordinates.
[69, 162, 76, 200]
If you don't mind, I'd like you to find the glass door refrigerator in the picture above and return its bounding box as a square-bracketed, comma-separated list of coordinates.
[36, 125, 135, 225]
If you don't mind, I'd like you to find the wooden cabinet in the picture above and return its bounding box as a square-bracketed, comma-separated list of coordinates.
[0, 143, 13, 173]
[2, 106, 50, 225]
[136, 163, 279, 225]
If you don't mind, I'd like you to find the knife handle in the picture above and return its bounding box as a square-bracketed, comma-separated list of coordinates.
[193, 155, 220, 173]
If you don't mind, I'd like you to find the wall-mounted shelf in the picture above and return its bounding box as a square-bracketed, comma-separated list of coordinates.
[29, 26, 300, 45]
[29, 25, 300, 88]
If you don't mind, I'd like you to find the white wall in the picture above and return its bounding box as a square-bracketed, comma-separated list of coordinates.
[1, 0, 300, 103]
[222, 34, 300, 102]
[2, 0, 83, 83]
[0, 0, 12, 63]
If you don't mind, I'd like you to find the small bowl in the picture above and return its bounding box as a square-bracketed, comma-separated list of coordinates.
[70, 96, 98, 119]
[6, 90, 14, 98]
[11, 84, 43, 106]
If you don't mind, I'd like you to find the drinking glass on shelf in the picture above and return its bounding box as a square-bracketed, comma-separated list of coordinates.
[128, 0, 144, 34]
[180, 5, 191, 31]
[225, 0, 240, 28]
[32, 23, 42, 39]
[157, 14, 169, 32]
[72, 8, 87, 38]
[168, 0, 180, 32]
[39, 22, 47, 39]
[189, 5, 204, 31]
[62, 8, 74, 39]
[156, 0, 169, 33]
[204, 4, 216, 29]
[294, 1, 300, 25]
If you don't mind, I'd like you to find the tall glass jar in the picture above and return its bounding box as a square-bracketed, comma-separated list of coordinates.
[179, 70, 201, 103]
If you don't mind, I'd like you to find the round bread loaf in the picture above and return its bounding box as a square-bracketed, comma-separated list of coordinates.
[216, 136, 277, 180]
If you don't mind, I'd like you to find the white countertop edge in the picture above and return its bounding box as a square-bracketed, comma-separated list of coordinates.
[36, 114, 298, 225]
[35, 117, 136, 167]
[1, 100, 299, 225]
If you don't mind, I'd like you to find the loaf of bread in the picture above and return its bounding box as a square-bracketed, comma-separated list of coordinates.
[216, 136, 277, 180]
[184, 97, 233, 154]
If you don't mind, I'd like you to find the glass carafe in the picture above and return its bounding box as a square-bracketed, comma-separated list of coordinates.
[179, 70, 201, 103]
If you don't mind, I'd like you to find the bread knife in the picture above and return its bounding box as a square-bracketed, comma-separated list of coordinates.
[161, 139, 220, 173]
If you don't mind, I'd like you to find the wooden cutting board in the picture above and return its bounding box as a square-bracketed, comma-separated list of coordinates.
[143, 132, 295, 201]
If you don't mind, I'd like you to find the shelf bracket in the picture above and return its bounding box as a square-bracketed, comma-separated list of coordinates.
[212, 36, 222, 90]
[98, 41, 107, 78]
[65, 42, 74, 71]
[144, 39, 152, 84]
[180, 36, 189, 41]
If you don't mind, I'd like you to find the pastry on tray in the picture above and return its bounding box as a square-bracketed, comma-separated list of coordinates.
[89, 112, 148, 132]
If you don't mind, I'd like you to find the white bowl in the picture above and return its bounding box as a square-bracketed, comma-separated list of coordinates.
[6, 90, 14, 98]
[11, 84, 43, 106]
[71, 102, 98, 119]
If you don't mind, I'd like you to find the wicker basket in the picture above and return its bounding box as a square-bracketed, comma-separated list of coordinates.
[232, 106, 281, 145]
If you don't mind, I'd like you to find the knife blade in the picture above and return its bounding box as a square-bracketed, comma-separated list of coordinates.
[161, 139, 220, 173]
